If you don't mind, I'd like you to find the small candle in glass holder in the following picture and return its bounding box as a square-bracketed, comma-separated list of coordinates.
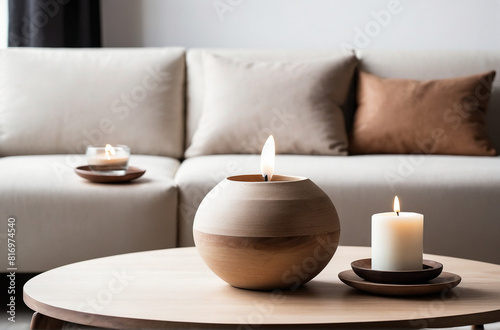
[86, 144, 130, 173]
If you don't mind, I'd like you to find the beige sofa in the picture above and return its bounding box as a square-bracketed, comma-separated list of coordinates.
[1, 48, 499, 273]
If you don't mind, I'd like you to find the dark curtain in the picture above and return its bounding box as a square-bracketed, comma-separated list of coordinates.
[8, 0, 101, 47]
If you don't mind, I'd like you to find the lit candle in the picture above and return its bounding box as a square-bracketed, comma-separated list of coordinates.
[260, 135, 275, 182]
[86, 144, 130, 172]
[371, 196, 423, 271]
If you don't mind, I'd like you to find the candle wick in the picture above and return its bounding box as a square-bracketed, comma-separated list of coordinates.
[264, 174, 268, 182]
[397, 211, 399, 216]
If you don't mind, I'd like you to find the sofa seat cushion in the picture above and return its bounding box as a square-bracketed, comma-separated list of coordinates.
[0, 48, 186, 157]
[176, 154, 500, 264]
[0, 155, 180, 272]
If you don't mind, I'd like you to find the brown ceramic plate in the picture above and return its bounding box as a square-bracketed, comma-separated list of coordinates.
[351, 259, 443, 284]
[75, 166, 146, 183]
[338, 270, 461, 296]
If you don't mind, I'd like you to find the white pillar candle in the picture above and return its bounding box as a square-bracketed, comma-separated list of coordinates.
[371, 197, 423, 271]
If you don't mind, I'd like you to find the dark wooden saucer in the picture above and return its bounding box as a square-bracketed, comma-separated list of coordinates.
[338, 270, 461, 296]
[351, 259, 443, 284]
[75, 166, 146, 183]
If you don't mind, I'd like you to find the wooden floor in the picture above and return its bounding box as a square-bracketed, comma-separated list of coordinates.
[2, 273, 36, 330]
[1, 305, 33, 330]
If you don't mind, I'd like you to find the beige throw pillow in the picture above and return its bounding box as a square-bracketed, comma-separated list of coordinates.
[350, 71, 497, 156]
[185, 53, 358, 157]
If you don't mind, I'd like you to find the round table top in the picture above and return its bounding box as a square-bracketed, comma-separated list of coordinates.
[24, 246, 500, 329]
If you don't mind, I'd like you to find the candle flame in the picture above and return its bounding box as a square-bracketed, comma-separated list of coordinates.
[260, 135, 275, 181]
[394, 196, 400, 215]
[105, 144, 115, 160]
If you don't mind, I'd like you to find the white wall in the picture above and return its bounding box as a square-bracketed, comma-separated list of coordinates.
[101, 0, 500, 50]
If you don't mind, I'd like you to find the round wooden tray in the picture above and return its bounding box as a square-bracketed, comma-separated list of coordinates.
[74, 166, 145, 183]
[338, 270, 461, 296]
[351, 259, 443, 284]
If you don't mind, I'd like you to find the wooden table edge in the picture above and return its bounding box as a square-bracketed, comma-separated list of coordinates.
[22, 247, 500, 329]
[24, 285, 500, 329]
[24, 308, 500, 330]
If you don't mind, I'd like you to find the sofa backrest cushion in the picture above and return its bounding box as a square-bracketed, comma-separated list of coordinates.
[0, 48, 185, 157]
[185, 49, 358, 152]
[185, 51, 357, 157]
[357, 50, 500, 152]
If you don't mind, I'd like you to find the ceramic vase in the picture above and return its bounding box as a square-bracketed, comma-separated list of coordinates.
[193, 174, 340, 290]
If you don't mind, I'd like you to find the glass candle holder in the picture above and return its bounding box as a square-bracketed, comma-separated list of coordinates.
[86, 144, 130, 174]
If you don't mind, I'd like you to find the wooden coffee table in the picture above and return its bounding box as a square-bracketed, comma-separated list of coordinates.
[24, 246, 500, 329]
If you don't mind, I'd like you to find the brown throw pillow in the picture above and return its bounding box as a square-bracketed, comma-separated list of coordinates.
[350, 70, 497, 156]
